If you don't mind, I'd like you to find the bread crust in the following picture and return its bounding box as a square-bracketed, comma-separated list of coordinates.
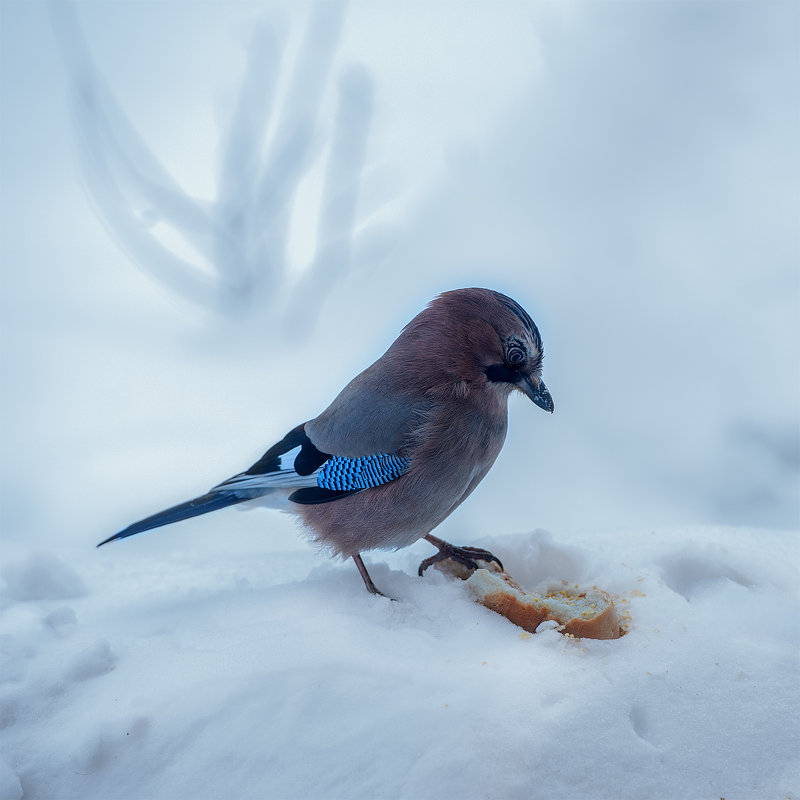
[437, 560, 623, 640]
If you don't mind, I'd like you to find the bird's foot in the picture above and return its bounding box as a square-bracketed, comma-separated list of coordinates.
[352, 553, 392, 598]
[418, 534, 504, 577]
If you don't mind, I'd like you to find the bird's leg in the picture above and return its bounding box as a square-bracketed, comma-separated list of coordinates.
[418, 534, 504, 577]
[352, 553, 388, 597]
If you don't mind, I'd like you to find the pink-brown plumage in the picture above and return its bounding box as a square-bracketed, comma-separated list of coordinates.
[101, 288, 553, 595]
[301, 289, 548, 559]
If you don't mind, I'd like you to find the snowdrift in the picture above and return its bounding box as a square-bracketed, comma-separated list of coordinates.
[1, 526, 797, 799]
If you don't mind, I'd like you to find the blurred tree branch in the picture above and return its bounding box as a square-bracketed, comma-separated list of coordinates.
[50, 0, 381, 325]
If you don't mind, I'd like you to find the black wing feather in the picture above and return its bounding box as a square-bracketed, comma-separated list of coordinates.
[244, 423, 330, 477]
[288, 486, 361, 504]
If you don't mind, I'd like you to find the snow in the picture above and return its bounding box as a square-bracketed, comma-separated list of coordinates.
[1, 527, 798, 799]
[0, 554, 87, 603]
[1, 1, 799, 798]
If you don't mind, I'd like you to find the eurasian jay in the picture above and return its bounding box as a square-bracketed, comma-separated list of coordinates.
[99, 288, 554, 595]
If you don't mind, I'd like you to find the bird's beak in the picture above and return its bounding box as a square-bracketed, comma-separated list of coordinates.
[521, 375, 554, 413]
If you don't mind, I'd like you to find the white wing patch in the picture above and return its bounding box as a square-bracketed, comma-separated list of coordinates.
[212, 445, 319, 496]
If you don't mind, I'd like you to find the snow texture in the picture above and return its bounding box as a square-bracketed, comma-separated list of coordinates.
[1, 2, 799, 799]
[1, 528, 798, 800]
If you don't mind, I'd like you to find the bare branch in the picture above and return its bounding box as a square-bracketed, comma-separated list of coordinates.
[51, 0, 393, 328]
[285, 64, 374, 324]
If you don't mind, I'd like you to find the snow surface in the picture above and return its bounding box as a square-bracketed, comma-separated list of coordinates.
[2, 2, 799, 799]
[1, 526, 798, 800]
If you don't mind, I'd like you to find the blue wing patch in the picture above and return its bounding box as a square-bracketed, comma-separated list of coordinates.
[317, 454, 408, 491]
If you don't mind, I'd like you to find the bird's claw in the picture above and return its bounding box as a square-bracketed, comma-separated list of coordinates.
[418, 543, 504, 577]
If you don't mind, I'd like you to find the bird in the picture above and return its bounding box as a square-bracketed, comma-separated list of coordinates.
[98, 288, 554, 596]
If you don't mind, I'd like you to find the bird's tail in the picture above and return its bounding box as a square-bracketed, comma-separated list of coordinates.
[97, 491, 245, 547]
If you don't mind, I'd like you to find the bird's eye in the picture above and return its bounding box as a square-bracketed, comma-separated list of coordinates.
[506, 346, 526, 366]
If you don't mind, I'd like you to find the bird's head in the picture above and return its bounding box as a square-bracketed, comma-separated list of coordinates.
[396, 288, 554, 412]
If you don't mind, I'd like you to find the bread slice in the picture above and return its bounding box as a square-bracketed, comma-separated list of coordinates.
[436, 560, 623, 640]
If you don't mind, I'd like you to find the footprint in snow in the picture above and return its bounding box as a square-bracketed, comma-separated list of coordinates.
[629, 703, 657, 747]
[42, 606, 78, 638]
[72, 716, 151, 775]
[63, 639, 115, 682]
[658, 550, 754, 601]
[0, 553, 87, 603]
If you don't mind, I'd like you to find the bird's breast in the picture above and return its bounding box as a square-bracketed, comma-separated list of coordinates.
[297, 396, 509, 556]
[409, 399, 508, 502]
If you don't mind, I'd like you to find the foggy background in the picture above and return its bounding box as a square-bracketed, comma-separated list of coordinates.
[1, 0, 798, 559]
